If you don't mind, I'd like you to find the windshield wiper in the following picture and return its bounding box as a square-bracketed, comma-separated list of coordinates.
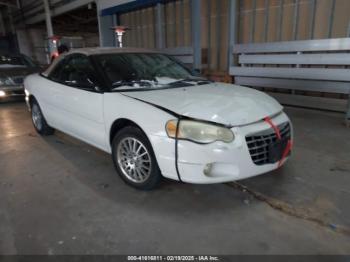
[111, 80, 153, 89]
[168, 77, 212, 86]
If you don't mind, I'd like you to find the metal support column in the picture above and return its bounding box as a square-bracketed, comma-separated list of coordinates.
[180, 0, 185, 46]
[263, 0, 269, 42]
[228, 0, 238, 70]
[155, 3, 165, 49]
[43, 0, 55, 63]
[277, 0, 284, 41]
[250, 0, 256, 43]
[207, 0, 211, 71]
[0, 11, 5, 36]
[7, 6, 15, 34]
[216, 0, 222, 70]
[191, 0, 201, 70]
[346, 97, 350, 124]
[309, 0, 316, 39]
[292, 0, 300, 40]
[172, 1, 177, 47]
[327, 0, 336, 38]
[43, 0, 53, 38]
[347, 23, 350, 125]
[113, 13, 118, 47]
[98, 15, 114, 47]
[97, 1, 114, 47]
[345, 17, 350, 124]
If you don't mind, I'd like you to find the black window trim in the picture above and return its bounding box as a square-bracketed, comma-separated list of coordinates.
[42, 53, 108, 93]
[89, 52, 195, 93]
[41, 52, 197, 94]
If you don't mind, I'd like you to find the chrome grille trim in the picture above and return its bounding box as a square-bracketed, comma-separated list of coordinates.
[12, 76, 24, 84]
[246, 122, 291, 166]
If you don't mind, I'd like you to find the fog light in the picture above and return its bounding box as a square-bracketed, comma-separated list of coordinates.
[0, 90, 6, 97]
[203, 163, 213, 176]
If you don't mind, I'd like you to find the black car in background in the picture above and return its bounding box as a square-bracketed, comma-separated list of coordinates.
[0, 53, 40, 100]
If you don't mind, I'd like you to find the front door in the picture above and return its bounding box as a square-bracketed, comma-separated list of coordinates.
[45, 54, 106, 150]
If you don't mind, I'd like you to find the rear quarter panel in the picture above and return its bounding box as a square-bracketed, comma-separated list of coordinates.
[24, 74, 53, 121]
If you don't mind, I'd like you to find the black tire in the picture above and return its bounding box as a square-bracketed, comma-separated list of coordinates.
[112, 126, 162, 190]
[31, 99, 55, 136]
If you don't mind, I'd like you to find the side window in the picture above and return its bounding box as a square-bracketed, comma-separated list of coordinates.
[48, 59, 66, 81]
[100, 55, 136, 83]
[51, 55, 99, 91]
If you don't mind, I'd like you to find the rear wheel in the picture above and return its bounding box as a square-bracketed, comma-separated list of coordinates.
[112, 126, 162, 190]
[31, 100, 55, 136]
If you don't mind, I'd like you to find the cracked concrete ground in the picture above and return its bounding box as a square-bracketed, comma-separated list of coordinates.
[0, 101, 350, 255]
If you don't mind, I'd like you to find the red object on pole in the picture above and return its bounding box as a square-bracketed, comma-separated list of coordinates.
[263, 116, 292, 168]
[264, 116, 281, 140]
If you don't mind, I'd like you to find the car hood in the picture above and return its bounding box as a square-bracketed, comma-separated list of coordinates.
[122, 82, 283, 126]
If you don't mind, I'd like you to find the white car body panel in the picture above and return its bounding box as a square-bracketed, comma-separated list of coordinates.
[25, 74, 106, 151]
[123, 82, 283, 126]
[24, 49, 292, 184]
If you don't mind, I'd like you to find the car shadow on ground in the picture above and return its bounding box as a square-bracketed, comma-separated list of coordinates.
[40, 129, 283, 216]
[24, 103, 350, 232]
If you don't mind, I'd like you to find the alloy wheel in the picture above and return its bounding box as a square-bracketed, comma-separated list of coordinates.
[32, 104, 43, 131]
[117, 137, 152, 183]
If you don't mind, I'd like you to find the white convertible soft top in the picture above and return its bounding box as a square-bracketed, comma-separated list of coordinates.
[42, 47, 160, 77]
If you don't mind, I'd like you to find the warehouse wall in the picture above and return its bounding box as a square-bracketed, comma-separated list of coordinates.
[17, 28, 47, 64]
[17, 27, 100, 65]
[120, 7, 156, 48]
[119, 0, 193, 49]
[238, 0, 350, 43]
[113, 0, 350, 76]
[204, 0, 350, 74]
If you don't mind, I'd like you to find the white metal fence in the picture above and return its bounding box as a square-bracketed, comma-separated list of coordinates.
[229, 37, 350, 119]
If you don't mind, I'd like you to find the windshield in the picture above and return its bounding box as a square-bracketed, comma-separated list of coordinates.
[0, 54, 36, 68]
[94, 53, 205, 90]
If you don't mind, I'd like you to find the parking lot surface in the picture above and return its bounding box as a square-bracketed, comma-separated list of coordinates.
[1, 101, 350, 254]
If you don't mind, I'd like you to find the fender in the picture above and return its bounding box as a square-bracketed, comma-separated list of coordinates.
[121, 93, 184, 182]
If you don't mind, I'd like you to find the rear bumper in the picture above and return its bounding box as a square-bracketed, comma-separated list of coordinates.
[151, 112, 292, 184]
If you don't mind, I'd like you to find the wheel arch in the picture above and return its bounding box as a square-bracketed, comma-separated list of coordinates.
[109, 118, 147, 146]
[28, 94, 36, 107]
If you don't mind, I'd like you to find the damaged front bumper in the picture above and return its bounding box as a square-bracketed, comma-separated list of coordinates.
[151, 111, 292, 184]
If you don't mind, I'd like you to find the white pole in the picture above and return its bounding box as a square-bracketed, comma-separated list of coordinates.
[117, 32, 123, 47]
[43, 0, 53, 37]
[43, 0, 56, 63]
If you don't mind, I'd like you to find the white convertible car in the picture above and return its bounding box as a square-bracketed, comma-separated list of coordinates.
[24, 48, 292, 190]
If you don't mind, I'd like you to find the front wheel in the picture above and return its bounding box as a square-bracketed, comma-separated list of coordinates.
[112, 126, 162, 190]
[31, 100, 55, 136]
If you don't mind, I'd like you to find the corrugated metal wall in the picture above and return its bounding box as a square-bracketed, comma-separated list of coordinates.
[238, 0, 350, 44]
[119, 0, 193, 49]
[202, 0, 230, 73]
[117, 0, 350, 75]
[120, 6, 156, 48]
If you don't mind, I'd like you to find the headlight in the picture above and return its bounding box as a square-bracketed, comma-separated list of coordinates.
[166, 119, 234, 144]
[0, 77, 15, 85]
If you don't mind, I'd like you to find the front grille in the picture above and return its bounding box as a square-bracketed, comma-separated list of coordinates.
[12, 90, 25, 95]
[246, 122, 291, 166]
[12, 76, 24, 84]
